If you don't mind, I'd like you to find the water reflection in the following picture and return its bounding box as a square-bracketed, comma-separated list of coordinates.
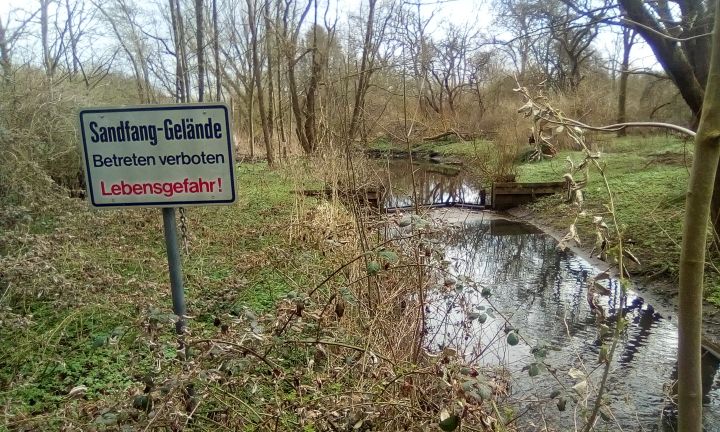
[375, 159, 486, 208]
[424, 216, 720, 431]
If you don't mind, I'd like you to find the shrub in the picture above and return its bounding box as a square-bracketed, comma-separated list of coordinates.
[0, 68, 141, 211]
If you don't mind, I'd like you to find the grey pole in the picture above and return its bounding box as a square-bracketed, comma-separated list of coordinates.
[162, 207, 186, 335]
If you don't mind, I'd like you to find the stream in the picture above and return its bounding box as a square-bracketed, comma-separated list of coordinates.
[378, 159, 720, 431]
[375, 159, 487, 208]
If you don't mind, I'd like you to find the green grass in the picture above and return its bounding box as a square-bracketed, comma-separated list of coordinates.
[414, 139, 493, 157]
[367, 137, 395, 152]
[515, 135, 720, 304]
[368, 137, 493, 158]
[0, 162, 329, 427]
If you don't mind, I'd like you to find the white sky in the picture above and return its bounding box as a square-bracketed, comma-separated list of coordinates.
[0, 0, 660, 71]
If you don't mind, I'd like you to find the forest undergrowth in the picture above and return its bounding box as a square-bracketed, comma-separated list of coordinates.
[0, 71, 704, 431]
[0, 155, 528, 431]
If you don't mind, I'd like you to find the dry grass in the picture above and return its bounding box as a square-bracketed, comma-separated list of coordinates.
[1, 153, 518, 431]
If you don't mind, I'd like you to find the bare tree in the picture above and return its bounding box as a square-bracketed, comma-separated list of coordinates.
[281, 0, 312, 152]
[221, 0, 256, 155]
[347, 0, 377, 141]
[496, 0, 603, 92]
[0, 8, 38, 81]
[616, 27, 635, 137]
[394, 5, 435, 119]
[169, 0, 186, 102]
[41, 0, 54, 76]
[195, 0, 205, 101]
[40, 0, 70, 78]
[0, 19, 10, 80]
[175, 0, 191, 100]
[263, 0, 274, 141]
[64, 0, 79, 75]
[424, 23, 482, 126]
[213, 0, 220, 100]
[494, 0, 536, 78]
[247, 0, 273, 164]
[94, 0, 150, 101]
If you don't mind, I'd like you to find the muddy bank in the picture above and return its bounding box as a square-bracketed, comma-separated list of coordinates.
[502, 205, 720, 358]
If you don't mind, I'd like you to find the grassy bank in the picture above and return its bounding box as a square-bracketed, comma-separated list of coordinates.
[368, 137, 493, 159]
[1, 159, 513, 431]
[514, 135, 720, 304]
[0, 163, 324, 427]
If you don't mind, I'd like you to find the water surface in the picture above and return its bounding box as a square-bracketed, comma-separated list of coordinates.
[374, 159, 486, 208]
[422, 215, 720, 430]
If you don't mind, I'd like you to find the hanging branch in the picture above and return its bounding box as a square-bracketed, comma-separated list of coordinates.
[515, 82, 633, 429]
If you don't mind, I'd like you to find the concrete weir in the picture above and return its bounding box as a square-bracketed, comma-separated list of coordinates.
[491, 181, 568, 210]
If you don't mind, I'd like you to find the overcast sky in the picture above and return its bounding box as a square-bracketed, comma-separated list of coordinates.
[0, 0, 659, 72]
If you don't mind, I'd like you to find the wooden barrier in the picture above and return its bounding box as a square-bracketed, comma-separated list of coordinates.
[491, 181, 568, 210]
[299, 185, 386, 210]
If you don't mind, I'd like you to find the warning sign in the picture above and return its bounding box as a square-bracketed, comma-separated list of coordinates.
[78, 104, 236, 207]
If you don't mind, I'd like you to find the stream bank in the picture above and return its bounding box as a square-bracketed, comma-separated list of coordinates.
[1, 160, 517, 431]
[373, 154, 720, 357]
[370, 135, 720, 334]
[366, 138, 491, 166]
[376, 158, 720, 429]
[507, 204, 720, 359]
[516, 135, 720, 306]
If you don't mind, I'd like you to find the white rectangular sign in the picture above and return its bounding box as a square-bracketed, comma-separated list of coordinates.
[78, 104, 236, 208]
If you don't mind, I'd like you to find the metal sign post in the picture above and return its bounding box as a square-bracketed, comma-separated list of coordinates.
[162, 207, 186, 334]
[77, 103, 236, 337]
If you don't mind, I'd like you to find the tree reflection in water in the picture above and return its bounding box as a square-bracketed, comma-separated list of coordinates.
[420, 216, 720, 431]
[377, 159, 486, 208]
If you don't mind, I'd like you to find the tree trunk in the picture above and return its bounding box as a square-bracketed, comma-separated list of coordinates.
[40, 0, 53, 78]
[348, 0, 377, 141]
[276, 34, 285, 147]
[65, 0, 79, 76]
[247, 0, 274, 165]
[0, 20, 11, 81]
[617, 28, 634, 137]
[172, 0, 190, 101]
[195, 0, 205, 102]
[678, 2, 720, 431]
[280, 0, 312, 153]
[714, 166, 720, 245]
[169, 0, 185, 102]
[178, 2, 191, 101]
[213, 0, 220, 100]
[275, 2, 286, 147]
[304, 2, 320, 152]
[287, 57, 310, 152]
[263, 1, 274, 140]
[248, 83, 255, 159]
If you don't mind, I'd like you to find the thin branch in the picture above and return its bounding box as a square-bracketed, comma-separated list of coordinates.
[194, 339, 282, 375]
[540, 116, 696, 137]
[617, 17, 714, 42]
[286, 339, 395, 365]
